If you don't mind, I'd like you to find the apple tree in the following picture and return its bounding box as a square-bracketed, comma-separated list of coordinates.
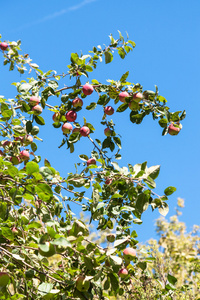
[0, 32, 185, 299]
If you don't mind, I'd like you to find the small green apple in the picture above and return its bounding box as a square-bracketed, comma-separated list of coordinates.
[76, 276, 90, 292]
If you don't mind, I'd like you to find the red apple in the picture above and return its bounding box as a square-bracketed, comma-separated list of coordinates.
[20, 150, 30, 161]
[104, 127, 112, 136]
[123, 247, 136, 261]
[66, 110, 77, 122]
[0, 150, 4, 156]
[52, 112, 60, 122]
[105, 178, 113, 185]
[29, 96, 40, 106]
[32, 105, 42, 115]
[72, 97, 83, 108]
[80, 126, 90, 137]
[82, 84, 94, 96]
[76, 276, 90, 292]
[11, 227, 18, 234]
[104, 106, 114, 116]
[119, 91, 129, 103]
[118, 268, 128, 278]
[168, 123, 182, 136]
[62, 123, 73, 134]
[23, 135, 33, 146]
[87, 158, 96, 167]
[0, 42, 8, 51]
[132, 92, 143, 102]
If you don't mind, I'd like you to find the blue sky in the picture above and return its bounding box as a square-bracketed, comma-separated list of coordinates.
[0, 0, 200, 243]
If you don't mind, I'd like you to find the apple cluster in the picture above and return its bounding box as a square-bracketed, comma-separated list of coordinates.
[52, 84, 94, 138]
[0, 133, 34, 165]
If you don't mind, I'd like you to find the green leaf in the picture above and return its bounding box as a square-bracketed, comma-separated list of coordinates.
[120, 71, 129, 82]
[18, 83, 32, 93]
[35, 183, 53, 201]
[35, 116, 45, 125]
[117, 103, 128, 112]
[114, 238, 129, 247]
[86, 102, 97, 110]
[79, 154, 88, 161]
[97, 94, 109, 105]
[136, 193, 149, 213]
[1, 227, 14, 241]
[138, 261, 147, 271]
[39, 167, 54, 180]
[26, 120, 32, 133]
[7, 166, 18, 177]
[113, 137, 121, 149]
[13, 125, 26, 136]
[147, 165, 160, 180]
[104, 51, 113, 64]
[157, 95, 167, 103]
[164, 186, 176, 196]
[158, 202, 169, 216]
[51, 237, 71, 247]
[167, 274, 177, 285]
[108, 273, 119, 292]
[38, 283, 53, 294]
[0, 273, 10, 287]
[26, 161, 39, 175]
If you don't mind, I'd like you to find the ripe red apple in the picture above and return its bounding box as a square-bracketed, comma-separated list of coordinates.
[23, 135, 33, 146]
[106, 233, 115, 243]
[123, 247, 136, 261]
[104, 127, 112, 137]
[0, 150, 4, 156]
[80, 126, 90, 137]
[72, 97, 83, 108]
[32, 105, 42, 115]
[0, 42, 8, 51]
[62, 123, 73, 134]
[104, 106, 114, 116]
[118, 268, 128, 278]
[52, 112, 60, 122]
[82, 83, 94, 96]
[119, 91, 129, 103]
[29, 96, 40, 106]
[76, 276, 90, 292]
[11, 227, 18, 234]
[168, 123, 182, 136]
[105, 178, 113, 185]
[66, 110, 77, 122]
[20, 150, 30, 161]
[87, 158, 96, 167]
[132, 92, 143, 102]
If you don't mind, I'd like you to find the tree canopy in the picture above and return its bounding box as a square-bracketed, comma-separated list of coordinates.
[0, 32, 187, 299]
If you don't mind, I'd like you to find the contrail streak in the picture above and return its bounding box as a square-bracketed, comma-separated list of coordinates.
[8, 0, 97, 33]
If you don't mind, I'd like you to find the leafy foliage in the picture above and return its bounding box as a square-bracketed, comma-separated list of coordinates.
[0, 32, 185, 299]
